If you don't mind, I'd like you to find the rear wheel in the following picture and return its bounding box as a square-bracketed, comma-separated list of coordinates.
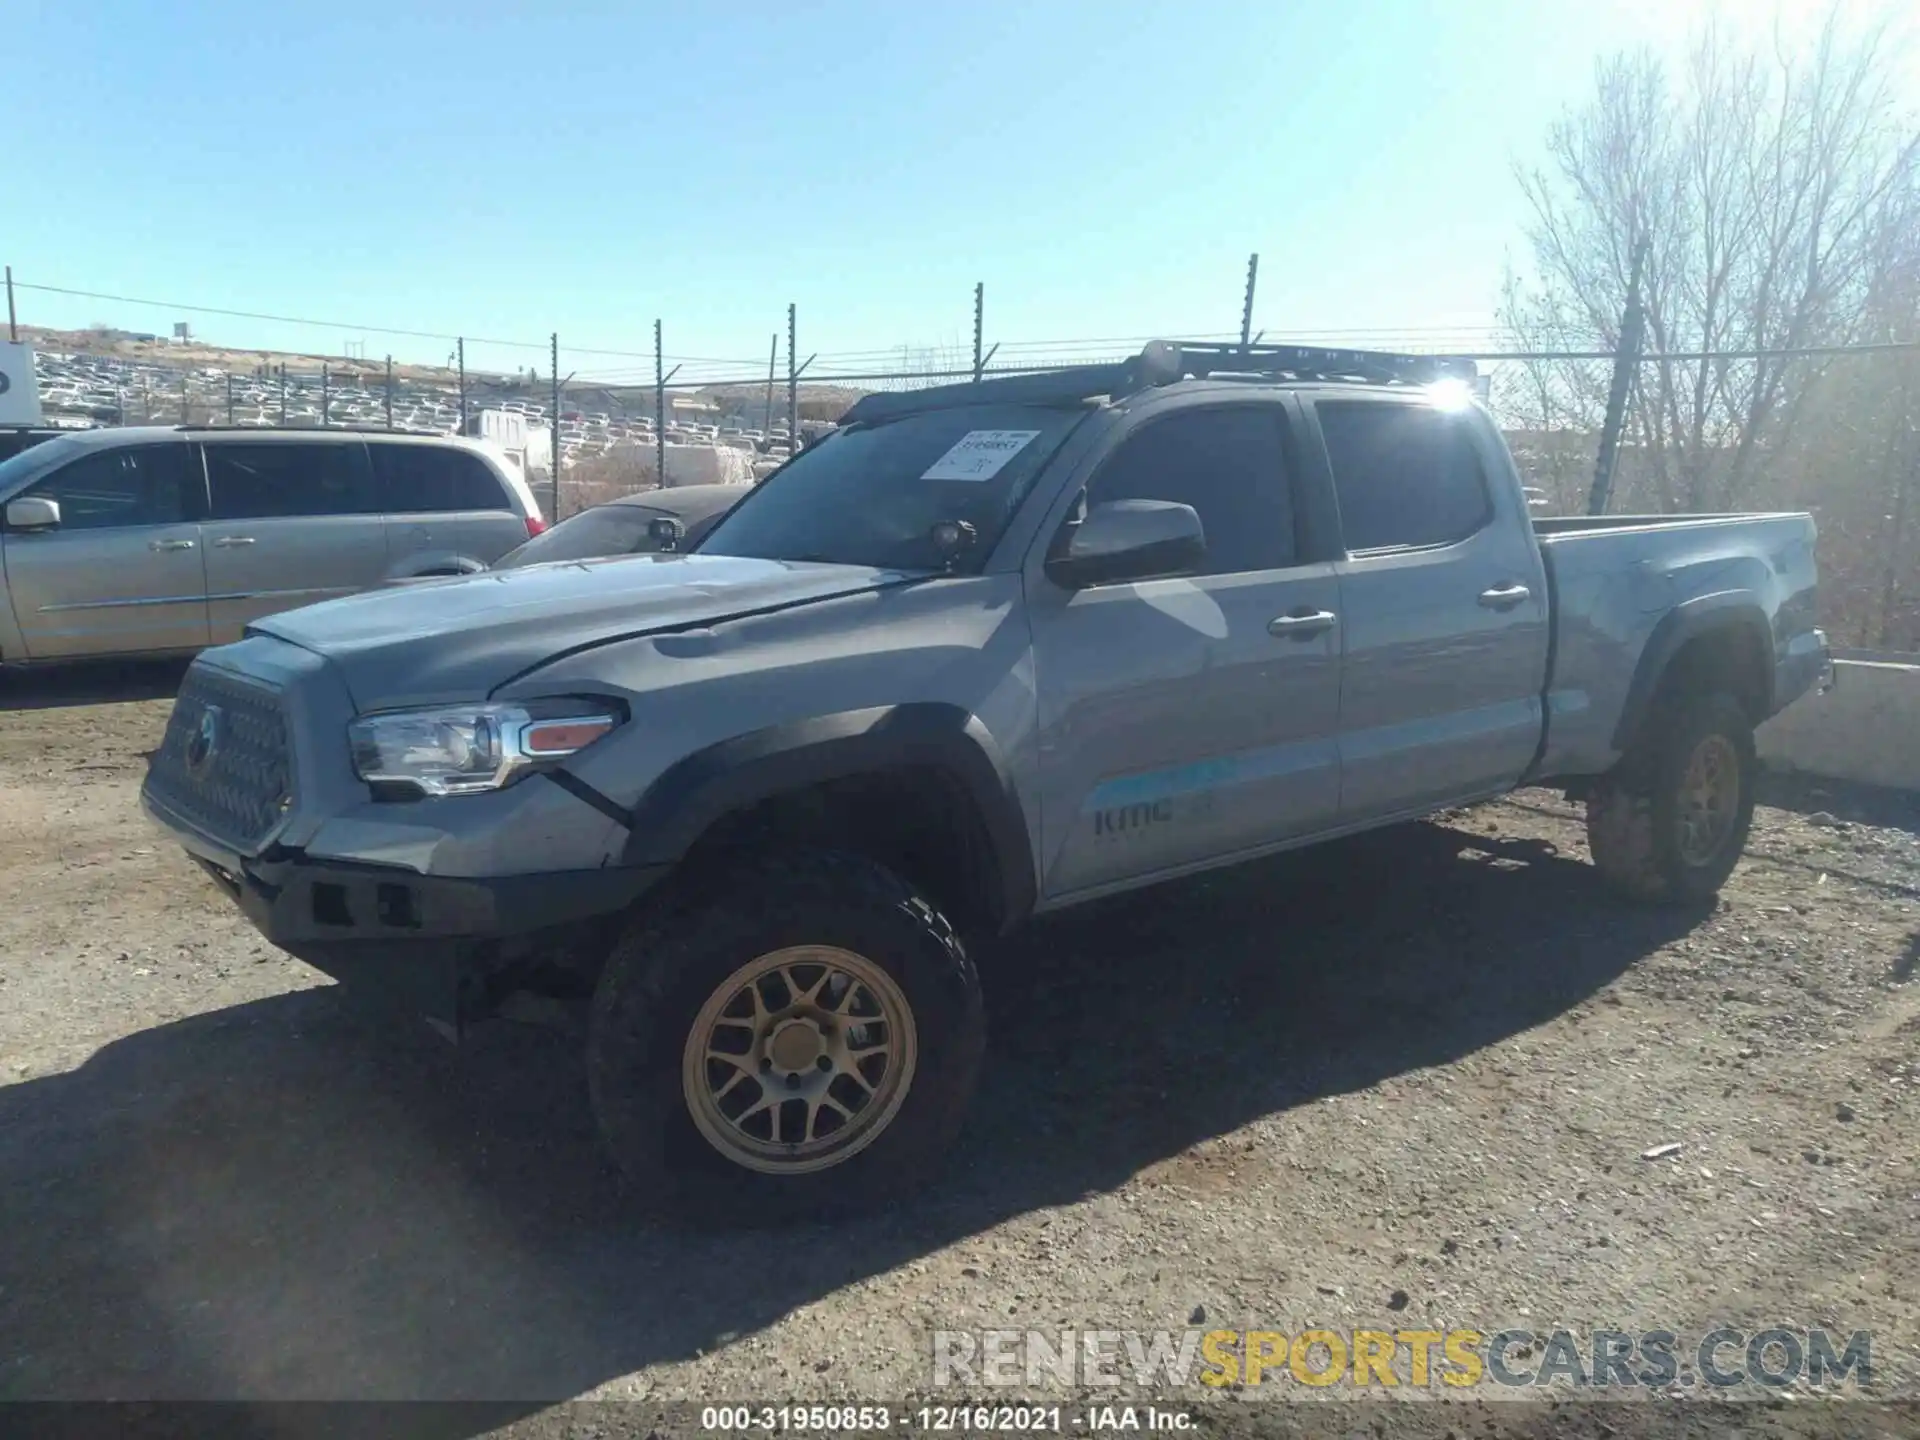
[587, 850, 984, 1224]
[1586, 690, 1756, 905]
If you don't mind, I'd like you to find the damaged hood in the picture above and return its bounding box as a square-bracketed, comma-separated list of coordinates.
[249, 552, 914, 707]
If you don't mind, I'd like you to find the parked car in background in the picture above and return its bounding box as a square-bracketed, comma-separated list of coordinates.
[492, 483, 747, 569]
[0, 426, 544, 663]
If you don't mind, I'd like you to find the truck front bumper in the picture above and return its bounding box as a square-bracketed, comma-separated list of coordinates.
[142, 784, 666, 1018]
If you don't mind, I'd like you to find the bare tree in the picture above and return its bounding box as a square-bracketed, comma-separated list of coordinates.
[1502, 7, 1919, 518]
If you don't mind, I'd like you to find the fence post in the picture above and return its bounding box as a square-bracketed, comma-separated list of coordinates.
[1587, 237, 1650, 517]
[385, 355, 394, 429]
[764, 333, 777, 433]
[225, 373, 234, 424]
[1240, 253, 1259, 349]
[321, 363, 330, 428]
[180, 372, 189, 424]
[973, 282, 985, 382]
[655, 319, 667, 489]
[550, 333, 561, 520]
[787, 303, 798, 448]
[457, 337, 467, 433]
[5, 265, 15, 342]
[278, 365, 288, 424]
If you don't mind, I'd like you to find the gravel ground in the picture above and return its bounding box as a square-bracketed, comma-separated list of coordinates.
[0, 662, 1916, 1437]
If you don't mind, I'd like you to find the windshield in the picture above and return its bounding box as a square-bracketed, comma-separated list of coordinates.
[694, 403, 1085, 571]
[495, 505, 664, 568]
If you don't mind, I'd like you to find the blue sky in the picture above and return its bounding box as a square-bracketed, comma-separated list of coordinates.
[7, 0, 1901, 381]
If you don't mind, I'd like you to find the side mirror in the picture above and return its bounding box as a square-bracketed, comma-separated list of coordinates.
[1045, 499, 1206, 590]
[647, 515, 683, 552]
[5, 496, 61, 532]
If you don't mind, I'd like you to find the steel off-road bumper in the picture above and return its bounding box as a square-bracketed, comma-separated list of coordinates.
[142, 785, 666, 1026]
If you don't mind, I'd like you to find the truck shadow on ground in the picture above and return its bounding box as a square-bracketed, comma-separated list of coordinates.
[0, 818, 1699, 1413]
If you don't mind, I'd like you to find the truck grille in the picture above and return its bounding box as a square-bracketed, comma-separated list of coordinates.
[145, 664, 294, 853]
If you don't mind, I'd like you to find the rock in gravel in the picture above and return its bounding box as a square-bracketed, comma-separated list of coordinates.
[1189, 1305, 1207, 1324]
[1835, 1102, 1857, 1122]
[1387, 1290, 1410, 1311]
[1807, 811, 1843, 828]
[1641, 1142, 1684, 1160]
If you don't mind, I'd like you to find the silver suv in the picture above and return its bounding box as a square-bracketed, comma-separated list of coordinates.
[0, 427, 544, 663]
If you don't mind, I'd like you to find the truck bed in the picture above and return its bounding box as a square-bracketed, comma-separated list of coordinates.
[1534, 511, 1810, 536]
[1529, 509, 1822, 782]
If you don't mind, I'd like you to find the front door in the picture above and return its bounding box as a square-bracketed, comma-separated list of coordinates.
[1309, 396, 1551, 822]
[1028, 399, 1344, 903]
[3, 441, 209, 660]
[200, 439, 390, 642]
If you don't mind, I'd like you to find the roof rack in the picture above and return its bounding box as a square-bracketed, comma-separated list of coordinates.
[840, 341, 1477, 425]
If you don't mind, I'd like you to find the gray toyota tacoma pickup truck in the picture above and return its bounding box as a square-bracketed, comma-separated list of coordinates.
[141, 342, 1830, 1222]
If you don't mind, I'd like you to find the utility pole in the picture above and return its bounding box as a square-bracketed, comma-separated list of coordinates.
[550, 333, 561, 518]
[764, 333, 777, 433]
[973, 282, 985, 382]
[179, 372, 189, 424]
[1240, 253, 1259, 349]
[1588, 237, 1651, 517]
[4, 265, 15, 341]
[225, 373, 235, 425]
[321, 362, 330, 428]
[384, 355, 394, 429]
[655, 319, 667, 489]
[786, 303, 798, 449]
[457, 337, 467, 433]
[278, 364, 287, 424]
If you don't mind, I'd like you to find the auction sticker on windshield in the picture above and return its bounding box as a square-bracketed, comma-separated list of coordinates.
[920, 430, 1042, 482]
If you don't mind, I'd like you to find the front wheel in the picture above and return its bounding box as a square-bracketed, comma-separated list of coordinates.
[1586, 690, 1757, 905]
[587, 850, 985, 1225]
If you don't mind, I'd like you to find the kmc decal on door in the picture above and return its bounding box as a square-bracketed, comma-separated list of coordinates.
[1085, 759, 1237, 846]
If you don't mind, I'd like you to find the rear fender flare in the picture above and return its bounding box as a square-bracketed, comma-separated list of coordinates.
[1611, 592, 1773, 753]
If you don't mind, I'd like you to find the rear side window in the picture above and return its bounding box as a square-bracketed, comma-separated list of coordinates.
[1317, 402, 1491, 552]
[205, 442, 374, 520]
[26, 444, 194, 530]
[370, 444, 511, 513]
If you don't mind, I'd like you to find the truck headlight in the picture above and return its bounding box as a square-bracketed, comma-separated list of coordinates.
[349, 700, 624, 797]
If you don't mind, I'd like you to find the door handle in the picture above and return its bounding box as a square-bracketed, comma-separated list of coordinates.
[213, 536, 257, 548]
[148, 538, 196, 552]
[1479, 583, 1532, 610]
[1268, 609, 1338, 638]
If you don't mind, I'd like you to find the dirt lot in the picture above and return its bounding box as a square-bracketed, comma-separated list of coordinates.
[0, 664, 1916, 1433]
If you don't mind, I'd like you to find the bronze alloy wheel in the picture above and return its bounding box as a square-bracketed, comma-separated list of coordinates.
[1676, 732, 1741, 866]
[681, 945, 918, 1175]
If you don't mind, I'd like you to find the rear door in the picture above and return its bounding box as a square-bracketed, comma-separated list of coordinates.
[369, 442, 524, 568]
[201, 438, 389, 641]
[3, 441, 208, 659]
[1027, 396, 1345, 901]
[1308, 396, 1549, 822]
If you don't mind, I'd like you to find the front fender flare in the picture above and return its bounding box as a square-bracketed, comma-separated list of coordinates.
[617, 703, 1037, 931]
